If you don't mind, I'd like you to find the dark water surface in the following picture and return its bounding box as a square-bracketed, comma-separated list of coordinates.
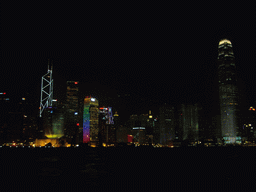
[1, 147, 255, 190]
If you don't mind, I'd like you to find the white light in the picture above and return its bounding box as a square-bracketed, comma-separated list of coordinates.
[91, 98, 95, 102]
[133, 127, 145, 129]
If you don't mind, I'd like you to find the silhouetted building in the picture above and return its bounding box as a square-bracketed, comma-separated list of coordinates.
[159, 104, 176, 145]
[0, 92, 38, 143]
[177, 103, 203, 143]
[65, 81, 81, 144]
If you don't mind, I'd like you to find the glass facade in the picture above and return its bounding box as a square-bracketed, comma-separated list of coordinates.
[218, 39, 239, 143]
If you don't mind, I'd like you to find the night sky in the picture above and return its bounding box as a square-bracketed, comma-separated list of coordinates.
[1, 2, 255, 122]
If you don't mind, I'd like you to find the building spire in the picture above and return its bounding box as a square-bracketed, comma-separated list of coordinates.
[48, 59, 50, 71]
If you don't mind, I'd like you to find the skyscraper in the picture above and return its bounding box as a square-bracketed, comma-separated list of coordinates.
[177, 104, 200, 143]
[217, 39, 239, 144]
[83, 97, 99, 145]
[159, 104, 175, 145]
[65, 81, 81, 143]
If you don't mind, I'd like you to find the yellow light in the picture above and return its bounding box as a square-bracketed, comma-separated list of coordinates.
[149, 115, 152, 118]
[249, 124, 251, 126]
[219, 39, 232, 45]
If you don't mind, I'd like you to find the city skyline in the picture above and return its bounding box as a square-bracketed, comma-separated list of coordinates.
[1, 2, 255, 121]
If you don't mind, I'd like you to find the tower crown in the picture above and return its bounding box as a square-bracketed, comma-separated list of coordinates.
[219, 39, 232, 45]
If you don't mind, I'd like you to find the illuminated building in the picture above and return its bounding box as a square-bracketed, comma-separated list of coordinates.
[99, 107, 116, 146]
[217, 39, 239, 144]
[40, 59, 53, 117]
[241, 106, 256, 143]
[43, 106, 64, 139]
[99, 107, 114, 125]
[128, 112, 154, 145]
[83, 97, 99, 144]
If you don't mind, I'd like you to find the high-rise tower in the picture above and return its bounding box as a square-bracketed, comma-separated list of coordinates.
[83, 97, 99, 145]
[217, 39, 239, 144]
[65, 81, 81, 143]
[39, 59, 53, 117]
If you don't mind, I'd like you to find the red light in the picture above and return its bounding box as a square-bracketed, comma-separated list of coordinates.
[100, 108, 104, 109]
[3, 92, 6, 95]
[250, 108, 252, 110]
[77, 123, 79, 126]
[75, 82, 78, 84]
[181, 114, 182, 115]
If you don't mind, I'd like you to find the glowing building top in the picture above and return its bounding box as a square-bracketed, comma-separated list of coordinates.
[83, 96, 99, 143]
[217, 38, 239, 143]
[217, 38, 236, 85]
[219, 39, 232, 45]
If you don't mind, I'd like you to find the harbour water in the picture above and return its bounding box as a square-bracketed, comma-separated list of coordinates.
[1, 147, 255, 190]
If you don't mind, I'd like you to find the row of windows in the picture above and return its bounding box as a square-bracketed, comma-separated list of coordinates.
[0, 98, 9, 100]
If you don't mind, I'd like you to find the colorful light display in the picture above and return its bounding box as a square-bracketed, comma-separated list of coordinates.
[83, 97, 99, 143]
[83, 101, 90, 143]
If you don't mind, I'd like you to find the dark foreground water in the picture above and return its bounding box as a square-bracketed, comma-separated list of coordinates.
[1, 147, 256, 190]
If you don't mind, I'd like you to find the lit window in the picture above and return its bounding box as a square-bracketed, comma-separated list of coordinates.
[249, 124, 251, 126]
